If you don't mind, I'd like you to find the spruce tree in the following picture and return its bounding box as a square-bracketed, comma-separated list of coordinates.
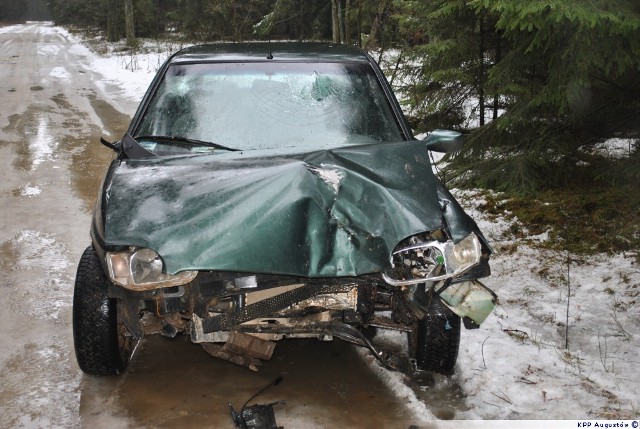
[395, 0, 640, 193]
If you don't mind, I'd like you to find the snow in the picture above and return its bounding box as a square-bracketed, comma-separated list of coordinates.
[453, 190, 639, 420]
[0, 24, 27, 34]
[457, 253, 637, 418]
[590, 138, 637, 159]
[20, 184, 42, 197]
[65, 29, 639, 423]
[49, 66, 71, 80]
[360, 188, 639, 421]
[55, 27, 187, 115]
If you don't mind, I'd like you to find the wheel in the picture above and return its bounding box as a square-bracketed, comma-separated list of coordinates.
[73, 245, 133, 375]
[415, 296, 461, 375]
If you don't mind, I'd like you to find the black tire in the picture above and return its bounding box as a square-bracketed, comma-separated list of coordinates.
[415, 297, 461, 375]
[73, 245, 132, 375]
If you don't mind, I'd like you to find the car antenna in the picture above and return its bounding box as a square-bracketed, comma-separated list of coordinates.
[267, 38, 273, 59]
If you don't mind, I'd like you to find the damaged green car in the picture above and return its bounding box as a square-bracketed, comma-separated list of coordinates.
[73, 43, 496, 377]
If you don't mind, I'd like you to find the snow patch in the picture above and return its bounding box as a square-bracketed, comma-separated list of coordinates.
[38, 44, 61, 56]
[453, 190, 640, 420]
[49, 66, 71, 80]
[591, 138, 637, 159]
[354, 347, 438, 424]
[20, 185, 42, 197]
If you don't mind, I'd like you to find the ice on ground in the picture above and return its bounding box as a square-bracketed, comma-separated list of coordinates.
[20, 185, 42, 197]
[50, 66, 71, 80]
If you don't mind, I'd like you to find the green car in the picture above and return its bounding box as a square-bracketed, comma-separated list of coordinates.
[73, 43, 495, 377]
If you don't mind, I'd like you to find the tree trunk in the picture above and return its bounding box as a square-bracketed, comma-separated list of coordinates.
[389, 50, 403, 86]
[493, 32, 502, 120]
[344, 0, 351, 44]
[331, 0, 340, 43]
[106, 0, 119, 42]
[124, 0, 135, 46]
[299, 1, 304, 41]
[478, 18, 485, 127]
[337, 0, 345, 43]
[357, 0, 362, 47]
[365, 0, 387, 51]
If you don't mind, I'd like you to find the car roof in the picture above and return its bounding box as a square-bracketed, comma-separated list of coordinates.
[168, 42, 373, 64]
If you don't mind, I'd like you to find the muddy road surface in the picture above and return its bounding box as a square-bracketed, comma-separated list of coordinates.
[0, 23, 461, 429]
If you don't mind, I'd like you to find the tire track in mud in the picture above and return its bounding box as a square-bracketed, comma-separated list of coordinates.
[0, 22, 132, 429]
[0, 229, 81, 428]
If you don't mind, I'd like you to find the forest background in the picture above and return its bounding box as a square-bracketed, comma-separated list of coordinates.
[2, 0, 639, 255]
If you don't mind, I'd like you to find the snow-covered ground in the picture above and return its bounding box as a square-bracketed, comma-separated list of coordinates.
[361, 188, 639, 424]
[61, 27, 639, 424]
[454, 190, 639, 420]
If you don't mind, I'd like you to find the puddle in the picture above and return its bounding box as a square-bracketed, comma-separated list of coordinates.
[369, 328, 469, 420]
[83, 337, 423, 429]
[0, 340, 80, 429]
[1, 94, 126, 210]
[2, 106, 59, 171]
[30, 116, 58, 169]
[0, 230, 73, 321]
[67, 92, 130, 211]
[407, 371, 468, 420]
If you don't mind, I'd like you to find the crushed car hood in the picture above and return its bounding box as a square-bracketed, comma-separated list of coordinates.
[101, 140, 483, 276]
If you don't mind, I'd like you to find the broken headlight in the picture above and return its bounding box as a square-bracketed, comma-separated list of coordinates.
[106, 247, 197, 291]
[382, 232, 482, 286]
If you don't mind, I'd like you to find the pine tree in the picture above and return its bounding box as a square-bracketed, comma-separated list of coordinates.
[395, 0, 640, 193]
[0, 0, 28, 21]
[393, 0, 499, 132]
[456, 0, 640, 193]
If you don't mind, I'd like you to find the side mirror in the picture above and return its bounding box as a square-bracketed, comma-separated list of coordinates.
[100, 137, 121, 153]
[422, 129, 464, 153]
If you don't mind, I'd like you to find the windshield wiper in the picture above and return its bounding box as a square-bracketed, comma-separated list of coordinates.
[135, 135, 240, 152]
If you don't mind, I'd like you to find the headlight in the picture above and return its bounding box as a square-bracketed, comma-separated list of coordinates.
[444, 233, 482, 274]
[382, 232, 482, 286]
[106, 247, 197, 291]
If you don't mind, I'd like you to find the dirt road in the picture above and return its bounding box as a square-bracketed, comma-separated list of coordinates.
[0, 22, 461, 429]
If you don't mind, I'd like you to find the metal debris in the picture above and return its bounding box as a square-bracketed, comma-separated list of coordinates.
[229, 376, 284, 429]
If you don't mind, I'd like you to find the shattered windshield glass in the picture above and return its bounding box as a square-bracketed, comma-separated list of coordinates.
[135, 62, 404, 151]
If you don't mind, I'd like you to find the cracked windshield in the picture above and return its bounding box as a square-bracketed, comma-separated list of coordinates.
[136, 62, 403, 152]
